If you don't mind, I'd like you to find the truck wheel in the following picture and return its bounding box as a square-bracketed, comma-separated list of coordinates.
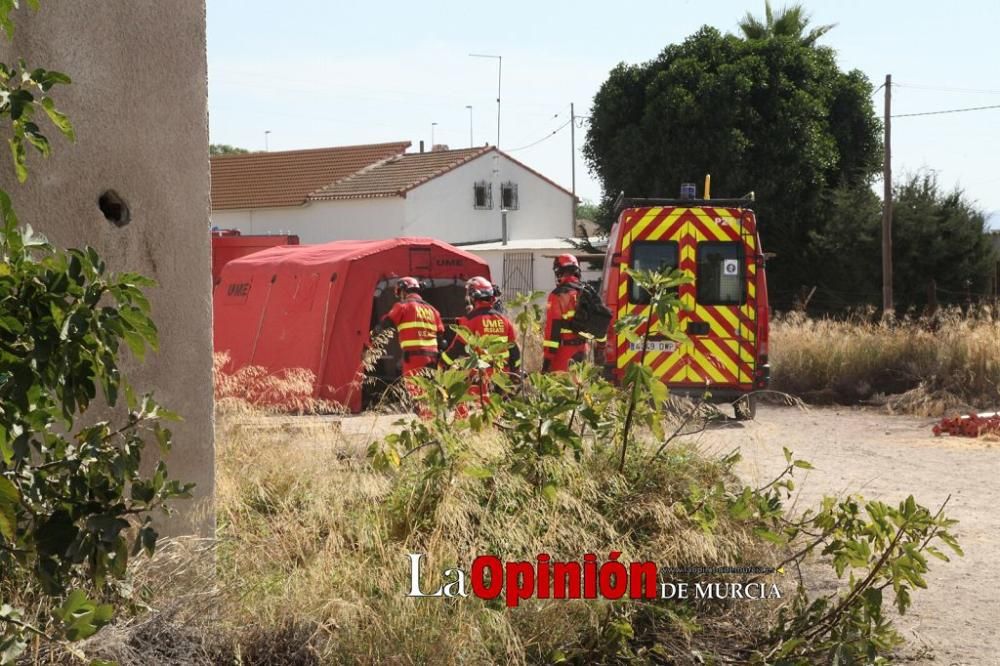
[734, 394, 757, 420]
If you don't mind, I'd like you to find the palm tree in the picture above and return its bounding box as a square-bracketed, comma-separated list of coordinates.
[739, 1, 836, 46]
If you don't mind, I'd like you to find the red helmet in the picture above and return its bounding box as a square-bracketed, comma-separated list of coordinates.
[465, 276, 495, 303]
[553, 253, 581, 277]
[394, 276, 421, 299]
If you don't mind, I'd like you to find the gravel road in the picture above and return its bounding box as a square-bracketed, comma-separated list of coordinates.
[698, 405, 1000, 666]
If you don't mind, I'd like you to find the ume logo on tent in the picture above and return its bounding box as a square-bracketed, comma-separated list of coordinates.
[227, 282, 250, 297]
[435, 258, 464, 267]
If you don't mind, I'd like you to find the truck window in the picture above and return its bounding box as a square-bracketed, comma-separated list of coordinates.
[629, 241, 678, 304]
[697, 242, 744, 305]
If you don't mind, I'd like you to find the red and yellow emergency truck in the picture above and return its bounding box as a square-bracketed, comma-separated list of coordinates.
[600, 190, 770, 418]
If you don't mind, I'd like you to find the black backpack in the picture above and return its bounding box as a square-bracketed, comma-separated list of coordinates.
[568, 283, 613, 339]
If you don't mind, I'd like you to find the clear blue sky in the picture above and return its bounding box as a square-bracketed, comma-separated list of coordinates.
[207, 0, 1000, 226]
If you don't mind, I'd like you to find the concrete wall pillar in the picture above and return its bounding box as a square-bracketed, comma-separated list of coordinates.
[1, 2, 214, 535]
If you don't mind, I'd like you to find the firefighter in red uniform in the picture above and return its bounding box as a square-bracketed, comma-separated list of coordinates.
[543, 254, 590, 372]
[378, 277, 445, 408]
[441, 277, 520, 408]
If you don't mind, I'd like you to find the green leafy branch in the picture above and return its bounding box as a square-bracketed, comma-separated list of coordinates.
[613, 266, 691, 471]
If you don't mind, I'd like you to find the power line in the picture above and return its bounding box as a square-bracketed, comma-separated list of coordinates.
[892, 103, 1000, 118]
[507, 118, 572, 151]
[895, 82, 1000, 95]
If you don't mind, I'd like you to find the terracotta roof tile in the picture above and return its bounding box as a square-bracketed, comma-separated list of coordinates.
[308, 147, 493, 201]
[210, 142, 410, 210]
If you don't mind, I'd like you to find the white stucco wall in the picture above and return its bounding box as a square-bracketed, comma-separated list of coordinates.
[211, 197, 405, 244]
[465, 246, 602, 298]
[403, 152, 574, 244]
[475, 250, 557, 295]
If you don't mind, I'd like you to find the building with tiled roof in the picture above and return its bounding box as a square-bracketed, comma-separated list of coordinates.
[210, 142, 411, 211]
[209, 142, 577, 295]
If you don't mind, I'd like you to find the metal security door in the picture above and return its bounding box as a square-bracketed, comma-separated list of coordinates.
[502, 252, 534, 297]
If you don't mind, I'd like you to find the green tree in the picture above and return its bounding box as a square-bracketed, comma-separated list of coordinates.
[576, 200, 600, 222]
[738, 1, 836, 45]
[804, 173, 996, 312]
[805, 186, 883, 310]
[890, 173, 996, 309]
[210, 143, 249, 156]
[584, 21, 881, 309]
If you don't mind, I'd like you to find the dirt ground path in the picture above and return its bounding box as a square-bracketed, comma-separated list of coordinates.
[697, 405, 1000, 666]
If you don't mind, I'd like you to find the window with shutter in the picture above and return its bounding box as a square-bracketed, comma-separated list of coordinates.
[501, 181, 519, 210]
[474, 181, 493, 209]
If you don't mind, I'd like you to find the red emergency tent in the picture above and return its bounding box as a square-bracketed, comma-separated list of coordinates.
[213, 237, 491, 412]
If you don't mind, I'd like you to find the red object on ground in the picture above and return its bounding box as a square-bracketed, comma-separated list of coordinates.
[211, 231, 300, 285]
[213, 237, 490, 413]
[933, 413, 1000, 437]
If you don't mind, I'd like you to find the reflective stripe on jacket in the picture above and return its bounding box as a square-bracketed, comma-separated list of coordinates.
[383, 296, 444, 353]
[543, 278, 587, 359]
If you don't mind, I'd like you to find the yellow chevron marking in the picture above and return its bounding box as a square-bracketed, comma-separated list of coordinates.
[667, 363, 688, 383]
[718, 304, 756, 345]
[709, 307, 753, 345]
[646, 209, 685, 241]
[619, 346, 666, 370]
[688, 348, 727, 384]
[701, 338, 739, 378]
[716, 338, 751, 382]
[618, 280, 628, 300]
[627, 208, 663, 246]
[645, 350, 666, 368]
[727, 339, 753, 382]
[655, 355, 685, 381]
[691, 209, 731, 242]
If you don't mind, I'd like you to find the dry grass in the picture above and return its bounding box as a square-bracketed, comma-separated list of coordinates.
[771, 307, 1000, 414]
[38, 399, 780, 665]
[206, 415, 773, 664]
[213, 352, 347, 415]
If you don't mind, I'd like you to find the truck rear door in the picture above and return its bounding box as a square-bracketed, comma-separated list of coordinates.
[684, 209, 757, 386]
[613, 207, 686, 381]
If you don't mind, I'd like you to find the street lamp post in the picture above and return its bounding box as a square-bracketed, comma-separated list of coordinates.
[465, 105, 473, 148]
[264, 130, 271, 152]
[469, 53, 501, 148]
[431, 122, 438, 148]
[470, 53, 504, 245]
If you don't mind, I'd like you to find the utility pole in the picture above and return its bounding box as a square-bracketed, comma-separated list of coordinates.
[496, 57, 501, 148]
[882, 74, 893, 314]
[570, 102, 577, 234]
